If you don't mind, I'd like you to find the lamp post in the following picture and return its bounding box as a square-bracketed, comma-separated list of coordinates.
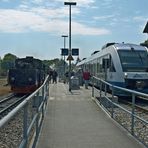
[61, 35, 68, 75]
[64, 1, 76, 92]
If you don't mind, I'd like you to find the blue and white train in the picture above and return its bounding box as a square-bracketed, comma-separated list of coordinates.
[77, 43, 148, 94]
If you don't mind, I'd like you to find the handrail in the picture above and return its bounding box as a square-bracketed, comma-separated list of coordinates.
[0, 75, 49, 148]
[91, 76, 148, 147]
[93, 76, 148, 99]
[0, 76, 49, 128]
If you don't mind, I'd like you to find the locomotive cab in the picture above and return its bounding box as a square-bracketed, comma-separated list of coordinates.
[8, 56, 46, 94]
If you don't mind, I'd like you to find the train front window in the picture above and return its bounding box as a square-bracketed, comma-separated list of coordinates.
[118, 50, 148, 72]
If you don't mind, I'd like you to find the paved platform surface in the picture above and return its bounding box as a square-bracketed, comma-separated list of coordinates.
[36, 83, 144, 148]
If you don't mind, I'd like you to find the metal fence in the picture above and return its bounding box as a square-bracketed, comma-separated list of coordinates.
[0, 76, 49, 148]
[91, 76, 148, 147]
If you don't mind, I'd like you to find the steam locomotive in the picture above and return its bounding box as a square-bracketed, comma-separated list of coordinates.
[8, 56, 47, 94]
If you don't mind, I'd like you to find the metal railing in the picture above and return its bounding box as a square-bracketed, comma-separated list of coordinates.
[91, 76, 148, 147]
[0, 76, 49, 148]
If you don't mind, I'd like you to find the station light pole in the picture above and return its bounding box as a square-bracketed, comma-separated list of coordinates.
[64, 1, 76, 92]
[61, 35, 68, 75]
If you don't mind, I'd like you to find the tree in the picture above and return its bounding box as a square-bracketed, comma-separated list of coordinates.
[43, 58, 67, 70]
[140, 39, 148, 48]
[1, 53, 17, 76]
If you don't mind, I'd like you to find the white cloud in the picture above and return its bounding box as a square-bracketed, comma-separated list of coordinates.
[30, 7, 80, 18]
[93, 15, 115, 20]
[0, 8, 110, 35]
[0, 9, 48, 33]
[133, 16, 148, 22]
[20, 0, 95, 7]
[32, 0, 43, 3]
[55, 0, 95, 7]
[1, 0, 10, 2]
[72, 21, 110, 35]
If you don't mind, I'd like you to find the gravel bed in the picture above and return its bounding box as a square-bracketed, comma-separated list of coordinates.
[104, 101, 148, 147]
[0, 100, 37, 148]
[0, 112, 23, 148]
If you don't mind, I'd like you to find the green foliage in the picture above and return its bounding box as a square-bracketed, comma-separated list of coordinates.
[43, 58, 68, 70]
[0, 53, 17, 76]
[144, 39, 148, 44]
[3, 53, 17, 61]
[140, 39, 148, 48]
[0, 53, 68, 76]
[43, 58, 58, 66]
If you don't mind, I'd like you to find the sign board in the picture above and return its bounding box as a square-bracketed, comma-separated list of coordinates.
[72, 48, 79, 56]
[61, 48, 68, 56]
[67, 55, 74, 61]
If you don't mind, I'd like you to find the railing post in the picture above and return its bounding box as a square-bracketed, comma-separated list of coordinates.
[35, 92, 40, 141]
[23, 103, 28, 147]
[105, 83, 107, 96]
[42, 84, 45, 100]
[111, 85, 114, 118]
[41, 85, 45, 119]
[131, 93, 135, 135]
[100, 80, 102, 105]
[92, 77, 94, 98]
[45, 79, 49, 107]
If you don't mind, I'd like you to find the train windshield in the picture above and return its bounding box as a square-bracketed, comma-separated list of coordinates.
[118, 50, 148, 72]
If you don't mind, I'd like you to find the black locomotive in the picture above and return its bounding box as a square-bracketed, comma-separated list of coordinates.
[8, 56, 47, 94]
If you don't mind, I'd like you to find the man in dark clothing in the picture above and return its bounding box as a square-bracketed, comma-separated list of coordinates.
[49, 70, 53, 83]
[52, 70, 58, 83]
[64, 71, 69, 84]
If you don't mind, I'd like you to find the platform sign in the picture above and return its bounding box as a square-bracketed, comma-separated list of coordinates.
[72, 48, 79, 56]
[67, 55, 74, 61]
[61, 48, 68, 56]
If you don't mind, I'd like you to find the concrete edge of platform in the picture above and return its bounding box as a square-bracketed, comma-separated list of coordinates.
[91, 96, 145, 148]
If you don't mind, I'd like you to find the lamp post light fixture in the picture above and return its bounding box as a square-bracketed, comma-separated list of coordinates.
[61, 35, 68, 75]
[64, 1, 77, 92]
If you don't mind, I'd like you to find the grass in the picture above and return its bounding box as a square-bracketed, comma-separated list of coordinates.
[0, 78, 11, 96]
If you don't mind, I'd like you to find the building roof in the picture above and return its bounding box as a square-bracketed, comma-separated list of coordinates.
[143, 21, 148, 33]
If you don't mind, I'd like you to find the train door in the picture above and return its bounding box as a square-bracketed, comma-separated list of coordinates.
[108, 55, 116, 83]
[102, 57, 110, 81]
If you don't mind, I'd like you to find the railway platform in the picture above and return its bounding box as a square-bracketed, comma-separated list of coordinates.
[36, 82, 144, 148]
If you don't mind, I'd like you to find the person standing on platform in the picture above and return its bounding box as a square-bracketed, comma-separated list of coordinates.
[49, 70, 53, 83]
[52, 70, 58, 83]
[83, 69, 91, 89]
[64, 71, 69, 84]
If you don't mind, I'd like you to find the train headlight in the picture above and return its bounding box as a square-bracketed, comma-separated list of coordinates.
[28, 78, 32, 81]
[124, 73, 128, 78]
[136, 81, 145, 90]
[11, 77, 15, 81]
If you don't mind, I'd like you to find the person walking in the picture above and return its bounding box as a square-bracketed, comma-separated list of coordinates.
[52, 70, 58, 83]
[83, 69, 91, 89]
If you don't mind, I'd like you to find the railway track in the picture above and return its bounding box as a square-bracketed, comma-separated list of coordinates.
[0, 94, 28, 119]
[119, 98, 148, 115]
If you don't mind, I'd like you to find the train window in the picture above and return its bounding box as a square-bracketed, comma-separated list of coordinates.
[109, 55, 116, 72]
[102, 58, 109, 69]
[118, 50, 148, 72]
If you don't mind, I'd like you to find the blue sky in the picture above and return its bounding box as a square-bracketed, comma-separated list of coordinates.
[0, 0, 147, 61]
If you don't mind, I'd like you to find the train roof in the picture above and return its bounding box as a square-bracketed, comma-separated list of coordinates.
[77, 43, 148, 66]
[113, 43, 147, 51]
[101, 42, 147, 51]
